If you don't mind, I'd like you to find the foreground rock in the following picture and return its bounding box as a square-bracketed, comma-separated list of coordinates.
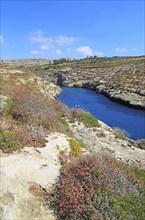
[70, 120, 145, 168]
[1, 123, 145, 219]
[0, 133, 70, 220]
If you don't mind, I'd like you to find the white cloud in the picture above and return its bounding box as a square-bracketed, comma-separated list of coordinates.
[29, 30, 50, 43]
[29, 31, 77, 57]
[115, 47, 127, 52]
[94, 51, 104, 56]
[77, 46, 103, 57]
[31, 50, 41, 55]
[77, 46, 93, 56]
[55, 49, 62, 55]
[29, 31, 76, 47]
[55, 36, 76, 46]
[0, 35, 4, 44]
[132, 48, 138, 51]
[40, 44, 50, 51]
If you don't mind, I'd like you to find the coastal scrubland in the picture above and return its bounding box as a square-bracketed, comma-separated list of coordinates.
[11, 55, 144, 109]
[0, 57, 145, 219]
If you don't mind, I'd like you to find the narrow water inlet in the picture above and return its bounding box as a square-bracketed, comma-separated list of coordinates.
[58, 87, 145, 140]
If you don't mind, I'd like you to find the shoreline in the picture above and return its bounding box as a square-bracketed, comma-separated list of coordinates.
[58, 84, 145, 111]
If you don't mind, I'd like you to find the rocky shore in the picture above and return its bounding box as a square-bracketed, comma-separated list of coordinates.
[1, 57, 145, 109]
[44, 63, 145, 109]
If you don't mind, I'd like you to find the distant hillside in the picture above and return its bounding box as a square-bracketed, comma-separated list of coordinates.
[11, 55, 144, 109]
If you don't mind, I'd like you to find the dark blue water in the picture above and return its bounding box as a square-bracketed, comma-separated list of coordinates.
[58, 87, 145, 140]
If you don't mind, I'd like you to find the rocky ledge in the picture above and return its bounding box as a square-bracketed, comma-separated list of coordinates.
[1, 121, 145, 220]
[43, 62, 145, 109]
[1, 57, 145, 109]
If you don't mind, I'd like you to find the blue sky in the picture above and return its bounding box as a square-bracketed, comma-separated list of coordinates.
[0, 0, 144, 59]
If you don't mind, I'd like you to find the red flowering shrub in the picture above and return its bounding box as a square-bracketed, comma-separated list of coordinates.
[10, 85, 61, 129]
[2, 85, 72, 149]
[52, 155, 145, 220]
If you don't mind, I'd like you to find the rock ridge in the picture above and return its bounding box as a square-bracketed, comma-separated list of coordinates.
[43, 63, 145, 109]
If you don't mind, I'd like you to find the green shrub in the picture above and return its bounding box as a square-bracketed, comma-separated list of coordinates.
[127, 166, 145, 183]
[69, 138, 82, 157]
[78, 139, 91, 152]
[56, 117, 73, 137]
[0, 130, 20, 153]
[96, 130, 106, 137]
[113, 127, 128, 141]
[112, 192, 145, 219]
[77, 111, 100, 128]
[134, 139, 145, 150]
[59, 117, 69, 128]
[3, 98, 13, 116]
[10, 85, 61, 129]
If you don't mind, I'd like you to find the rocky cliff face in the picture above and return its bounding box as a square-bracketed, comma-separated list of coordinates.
[0, 59, 52, 67]
[43, 63, 145, 109]
[1, 57, 145, 109]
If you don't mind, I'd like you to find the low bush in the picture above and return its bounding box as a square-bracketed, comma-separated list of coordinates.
[3, 98, 13, 117]
[58, 103, 72, 119]
[113, 127, 129, 140]
[69, 108, 80, 122]
[59, 117, 69, 129]
[58, 150, 71, 165]
[52, 155, 145, 220]
[56, 117, 73, 137]
[15, 123, 45, 148]
[2, 85, 70, 148]
[0, 130, 20, 153]
[134, 139, 145, 150]
[77, 111, 100, 128]
[78, 139, 91, 152]
[96, 130, 106, 138]
[127, 166, 145, 183]
[10, 85, 61, 129]
[69, 138, 82, 157]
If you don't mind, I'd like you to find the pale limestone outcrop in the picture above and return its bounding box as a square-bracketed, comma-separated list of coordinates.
[69, 120, 145, 168]
[0, 133, 70, 220]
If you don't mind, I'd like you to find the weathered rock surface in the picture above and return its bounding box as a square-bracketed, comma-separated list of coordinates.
[69, 120, 145, 168]
[0, 59, 52, 67]
[0, 133, 70, 220]
[1, 57, 145, 109]
[1, 124, 145, 219]
[43, 63, 145, 109]
[0, 66, 62, 99]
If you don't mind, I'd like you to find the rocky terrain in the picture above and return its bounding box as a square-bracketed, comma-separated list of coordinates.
[1, 56, 145, 109]
[42, 57, 145, 109]
[55, 63, 145, 109]
[1, 120, 145, 220]
[0, 57, 145, 220]
[0, 59, 52, 67]
[1, 133, 70, 220]
[0, 65, 61, 99]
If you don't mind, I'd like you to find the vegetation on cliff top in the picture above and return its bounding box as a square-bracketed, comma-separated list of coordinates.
[0, 66, 73, 152]
[1, 60, 145, 220]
